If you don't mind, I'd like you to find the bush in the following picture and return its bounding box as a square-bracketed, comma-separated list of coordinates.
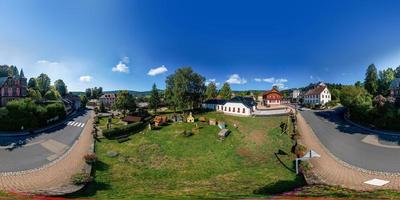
[294, 144, 307, 157]
[300, 160, 313, 173]
[103, 122, 144, 139]
[84, 153, 97, 164]
[71, 172, 93, 185]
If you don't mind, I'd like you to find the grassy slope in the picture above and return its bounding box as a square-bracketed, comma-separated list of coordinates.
[68, 112, 304, 199]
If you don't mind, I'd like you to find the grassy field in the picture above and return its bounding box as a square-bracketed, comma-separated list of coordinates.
[68, 112, 305, 199]
[98, 116, 125, 130]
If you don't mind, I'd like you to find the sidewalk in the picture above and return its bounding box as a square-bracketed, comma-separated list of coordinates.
[297, 112, 400, 191]
[0, 113, 94, 195]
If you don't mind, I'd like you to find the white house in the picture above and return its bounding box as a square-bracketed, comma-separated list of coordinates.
[303, 82, 331, 105]
[291, 89, 300, 99]
[202, 99, 227, 110]
[99, 93, 116, 108]
[216, 96, 256, 116]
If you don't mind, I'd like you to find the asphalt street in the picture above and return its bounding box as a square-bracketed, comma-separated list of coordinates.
[0, 110, 92, 172]
[300, 108, 400, 173]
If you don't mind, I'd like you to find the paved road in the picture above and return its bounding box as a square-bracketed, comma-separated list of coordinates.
[300, 108, 400, 173]
[0, 110, 92, 172]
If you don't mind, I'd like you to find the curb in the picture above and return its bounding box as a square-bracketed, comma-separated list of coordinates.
[343, 114, 400, 137]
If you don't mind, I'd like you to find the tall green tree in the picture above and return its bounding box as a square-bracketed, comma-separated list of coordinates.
[85, 88, 92, 99]
[377, 68, 395, 96]
[28, 88, 42, 101]
[364, 64, 378, 95]
[395, 66, 400, 78]
[149, 83, 160, 114]
[165, 67, 205, 111]
[44, 89, 61, 100]
[54, 79, 68, 97]
[114, 91, 136, 116]
[37, 73, 51, 96]
[219, 83, 232, 99]
[80, 95, 88, 109]
[205, 82, 218, 100]
[28, 78, 38, 90]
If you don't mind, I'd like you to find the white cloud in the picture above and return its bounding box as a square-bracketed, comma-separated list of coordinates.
[37, 60, 59, 65]
[206, 78, 220, 86]
[276, 78, 288, 83]
[254, 78, 262, 82]
[79, 75, 93, 82]
[254, 77, 289, 89]
[263, 77, 275, 83]
[112, 61, 129, 73]
[226, 74, 247, 84]
[122, 56, 130, 64]
[147, 65, 168, 76]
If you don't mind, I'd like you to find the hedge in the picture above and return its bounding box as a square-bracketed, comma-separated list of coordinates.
[103, 122, 145, 139]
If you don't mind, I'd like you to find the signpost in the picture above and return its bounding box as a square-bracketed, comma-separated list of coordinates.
[296, 149, 320, 174]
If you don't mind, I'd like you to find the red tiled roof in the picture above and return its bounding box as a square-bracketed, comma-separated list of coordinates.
[262, 88, 282, 97]
[305, 85, 327, 96]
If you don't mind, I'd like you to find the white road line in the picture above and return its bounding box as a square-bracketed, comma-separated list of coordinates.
[67, 121, 73, 125]
[80, 123, 85, 127]
[76, 122, 82, 127]
[71, 122, 78, 126]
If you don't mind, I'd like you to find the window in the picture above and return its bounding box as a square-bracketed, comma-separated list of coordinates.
[233, 107, 235, 112]
[242, 108, 245, 113]
[229, 107, 231, 112]
[237, 107, 240, 113]
[224, 107, 227, 111]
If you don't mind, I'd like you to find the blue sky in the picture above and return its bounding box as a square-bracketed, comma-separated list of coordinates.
[1, 0, 400, 91]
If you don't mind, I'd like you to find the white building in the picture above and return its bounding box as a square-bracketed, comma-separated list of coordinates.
[216, 96, 256, 116]
[303, 83, 331, 105]
[99, 93, 116, 108]
[291, 89, 300, 99]
[202, 99, 227, 110]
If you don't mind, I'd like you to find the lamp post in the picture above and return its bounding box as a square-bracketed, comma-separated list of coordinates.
[296, 149, 320, 174]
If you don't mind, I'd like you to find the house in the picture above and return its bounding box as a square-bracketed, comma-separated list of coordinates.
[187, 112, 195, 123]
[291, 89, 301, 100]
[202, 99, 227, 110]
[261, 88, 283, 107]
[0, 69, 27, 106]
[99, 93, 116, 108]
[62, 94, 82, 115]
[389, 78, 400, 97]
[303, 82, 331, 105]
[216, 96, 256, 116]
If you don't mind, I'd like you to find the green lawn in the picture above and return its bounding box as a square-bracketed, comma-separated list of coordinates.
[68, 112, 304, 199]
[98, 116, 126, 130]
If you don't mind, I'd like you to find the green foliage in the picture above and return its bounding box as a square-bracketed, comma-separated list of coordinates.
[219, 82, 232, 99]
[99, 101, 106, 112]
[28, 78, 38, 90]
[103, 122, 144, 139]
[85, 87, 103, 99]
[80, 95, 88, 109]
[54, 79, 68, 97]
[205, 82, 218, 100]
[364, 64, 378, 95]
[114, 90, 136, 115]
[164, 67, 206, 111]
[0, 65, 19, 77]
[149, 83, 160, 113]
[28, 88, 42, 101]
[44, 89, 61, 100]
[37, 73, 51, 96]
[377, 68, 395, 96]
[0, 99, 66, 131]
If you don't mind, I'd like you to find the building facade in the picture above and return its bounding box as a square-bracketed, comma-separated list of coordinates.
[99, 93, 116, 108]
[262, 88, 283, 107]
[0, 69, 27, 106]
[202, 99, 227, 110]
[216, 96, 256, 116]
[303, 82, 331, 105]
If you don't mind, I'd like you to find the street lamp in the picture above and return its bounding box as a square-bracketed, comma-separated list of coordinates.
[296, 149, 320, 174]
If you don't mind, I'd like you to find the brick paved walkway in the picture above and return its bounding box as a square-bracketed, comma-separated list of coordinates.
[297, 112, 400, 191]
[0, 114, 94, 194]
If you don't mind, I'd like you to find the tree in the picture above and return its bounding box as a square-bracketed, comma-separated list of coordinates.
[80, 95, 88, 109]
[44, 89, 61, 100]
[28, 78, 38, 90]
[28, 88, 42, 101]
[219, 83, 232, 99]
[85, 88, 92, 99]
[395, 66, 400, 78]
[37, 73, 51, 96]
[99, 101, 106, 113]
[54, 79, 68, 97]
[164, 67, 206, 111]
[377, 68, 395, 96]
[205, 82, 218, 100]
[364, 64, 378, 95]
[114, 91, 136, 116]
[355, 81, 362, 88]
[149, 83, 160, 114]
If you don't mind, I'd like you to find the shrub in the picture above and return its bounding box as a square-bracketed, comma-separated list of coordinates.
[300, 160, 313, 173]
[71, 172, 93, 185]
[294, 144, 307, 157]
[84, 153, 97, 164]
[103, 122, 144, 139]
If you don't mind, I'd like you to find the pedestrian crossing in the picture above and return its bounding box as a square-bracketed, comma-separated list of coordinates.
[66, 121, 85, 128]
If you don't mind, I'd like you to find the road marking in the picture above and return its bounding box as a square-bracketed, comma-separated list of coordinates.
[67, 121, 73, 125]
[41, 139, 67, 154]
[80, 123, 85, 127]
[364, 178, 389, 186]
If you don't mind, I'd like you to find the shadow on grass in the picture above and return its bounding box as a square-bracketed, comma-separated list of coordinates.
[253, 176, 306, 195]
[64, 180, 111, 198]
[94, 160, 109, 171]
